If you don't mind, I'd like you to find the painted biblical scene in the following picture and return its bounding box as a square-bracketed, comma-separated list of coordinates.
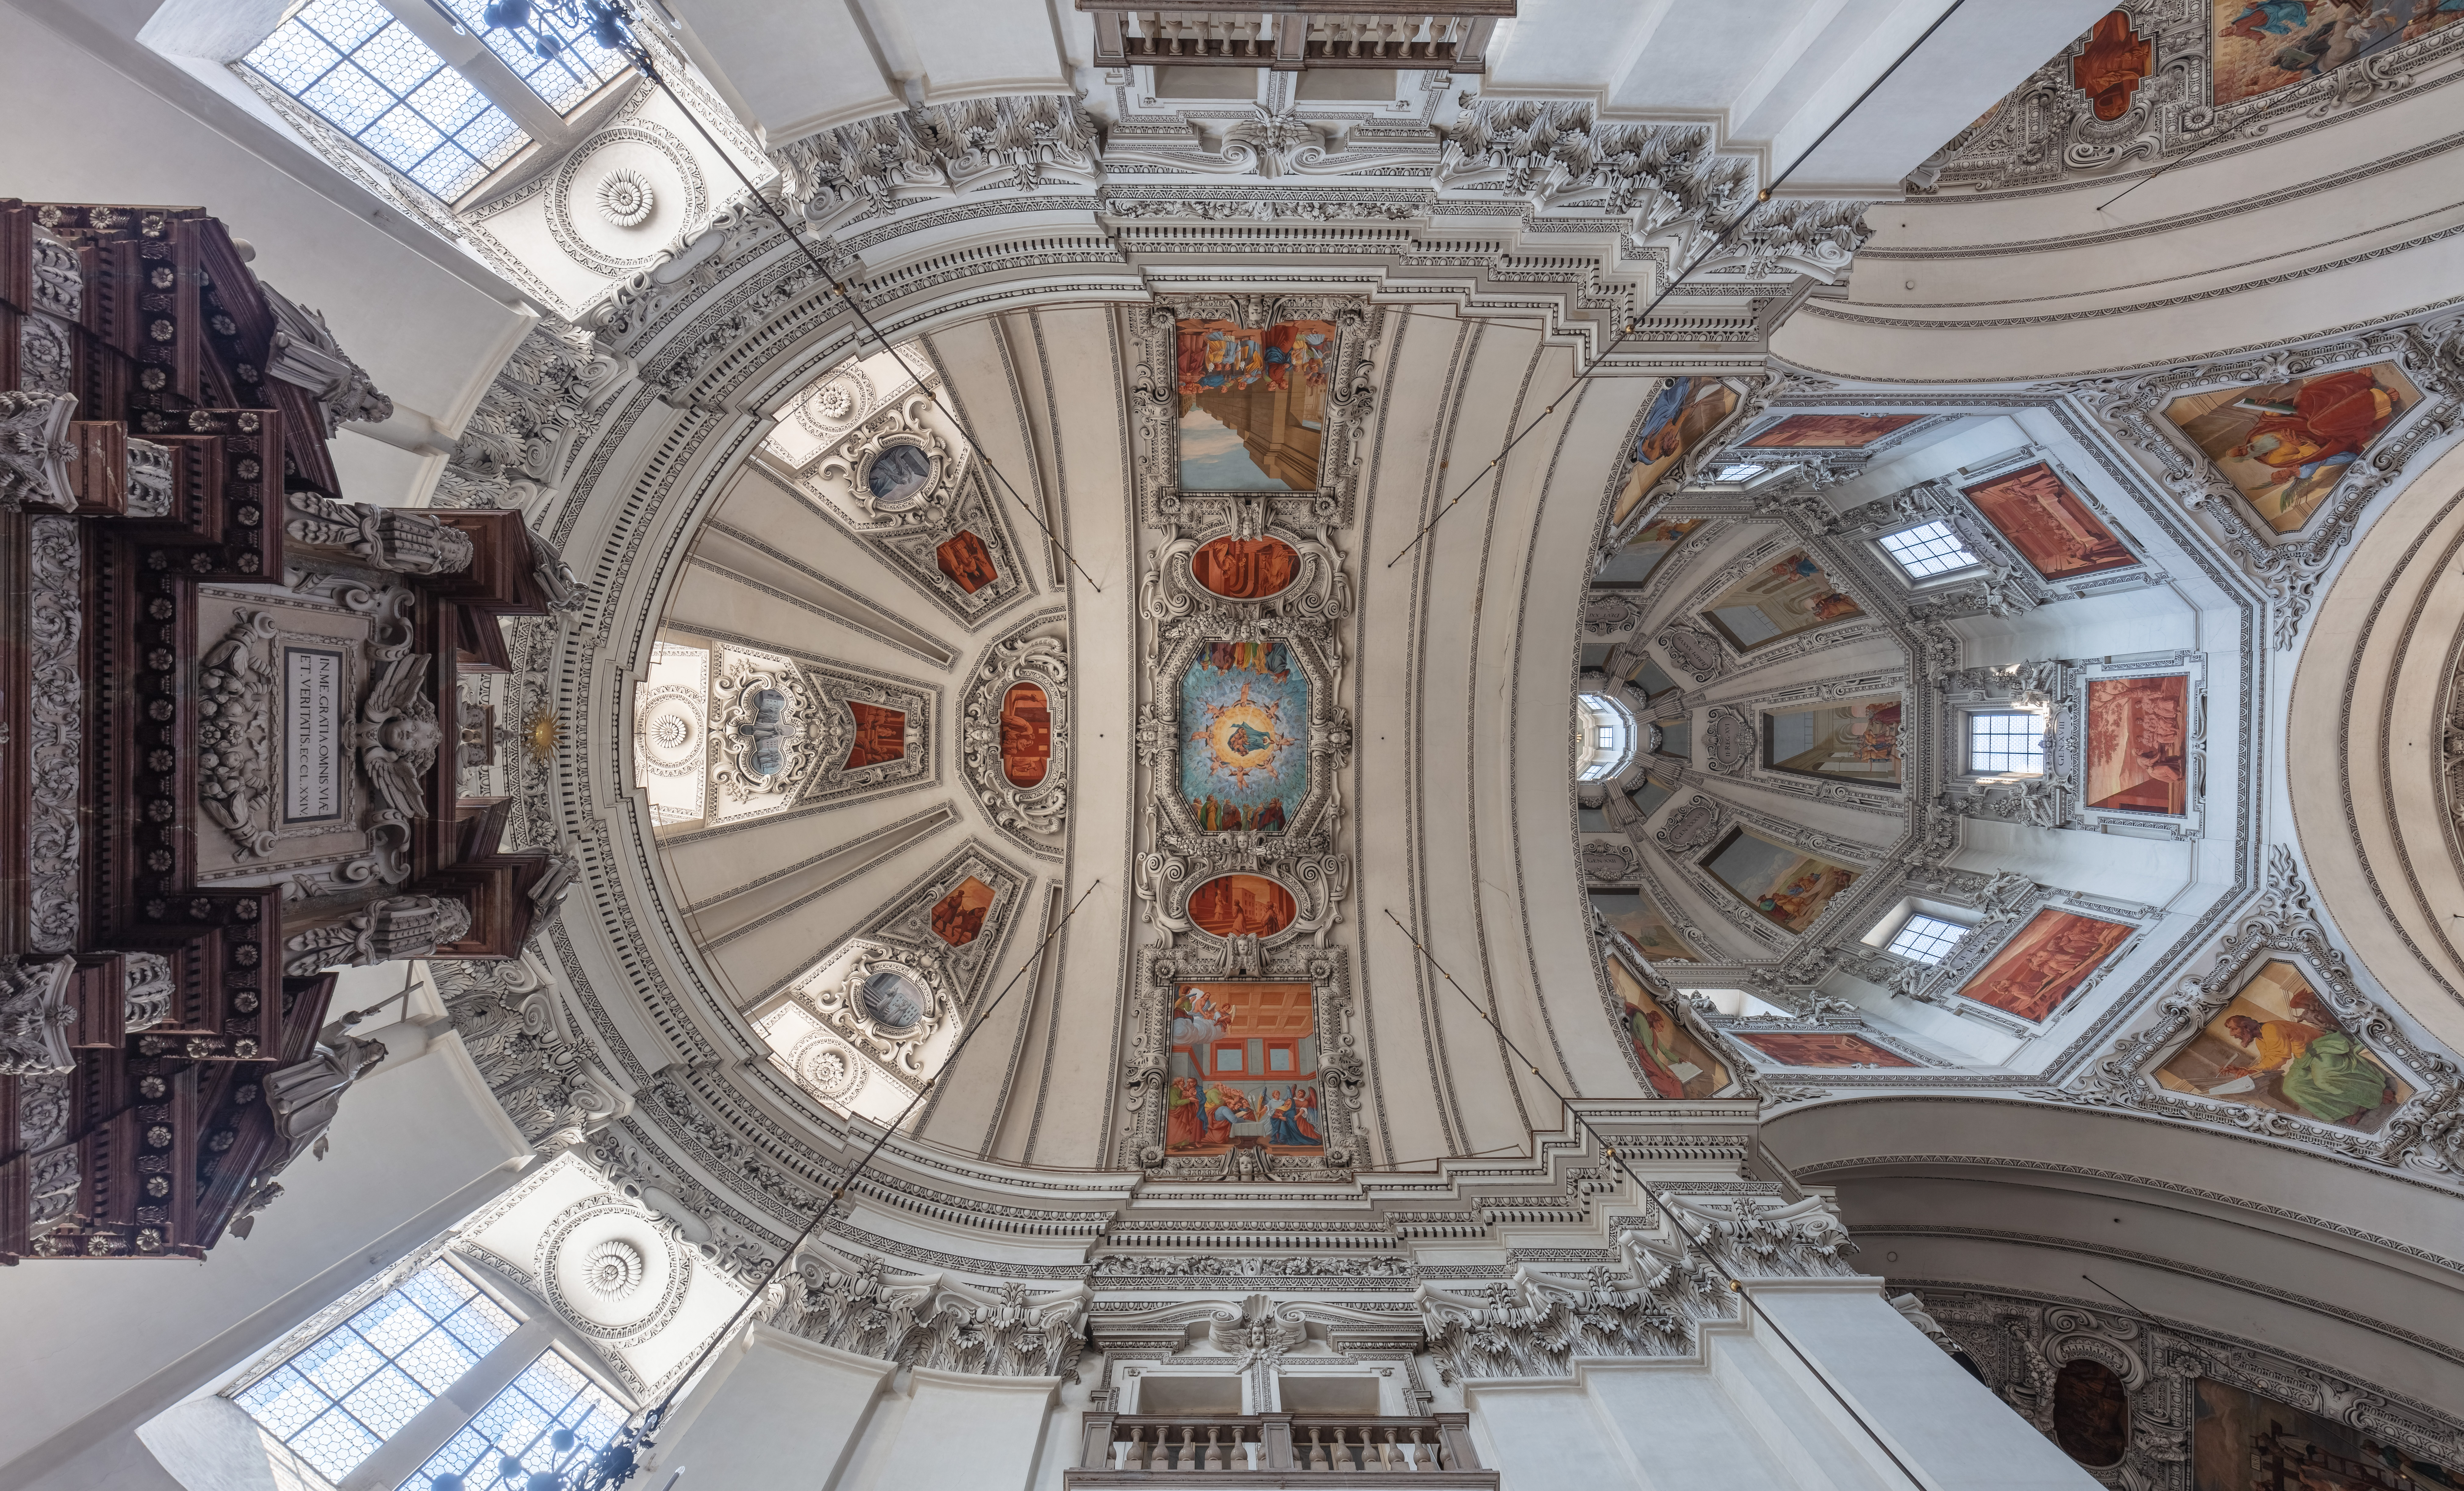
[1735, 1032, 1917, 1069]
[1591, 889, 1702, 962]
[999, 682, 1051, 787]
[843, 702, 907, 770]
[1176, 318, 1336, 492]
[1181, 640, 1306, 833]
[2161, 361, 2419, 533]
[2155, 959, 2412, 1131]
[1962, 462, 2136, 579]
[1742, 414, 1921, 449]
[2074, 10, 2153, 119]
[1613, 381, 1738, 523]
[936, 530, 999, 593]
[864, 443, 935, 507]
[1595, 519, 1704, 585]
[929, 876, 996, 948]
[1701, 550, 1864, 652]
[2210, 0, 2457, 108]
[2192, 1378, 2464, 1491]
[1701, 828, 1860, 935]
[1762, 696, 1903, 786]
[1609, 960, 1730, 1099]
[1165, 981, 1324, 1155]
[1188, 874, 1298, 940]
[1191, 535, 1300, 599]
[2086, 675, 2192, 814]
[1954, 909, 2133, 1022]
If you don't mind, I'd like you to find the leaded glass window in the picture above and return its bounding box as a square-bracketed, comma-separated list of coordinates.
[403, 1350, 626, 1491]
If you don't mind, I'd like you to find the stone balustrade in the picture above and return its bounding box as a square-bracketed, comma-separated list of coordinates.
[1063, 1412, 1497, 1485]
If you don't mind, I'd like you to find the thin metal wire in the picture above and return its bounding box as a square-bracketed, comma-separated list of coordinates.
[582, 11, 1103, 594]
[608, 880, 1106, 1476]
[1382, 908, 1930, 1491]
[1382, 0, 1971, 572]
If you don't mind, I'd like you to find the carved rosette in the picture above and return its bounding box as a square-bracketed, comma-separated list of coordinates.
[960, 632, 1069, 856]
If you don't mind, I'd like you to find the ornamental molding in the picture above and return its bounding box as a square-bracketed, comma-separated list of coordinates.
[842, 839, 1032, 1005]
[770, 94, 1104, 230]
[1935, 650, 2207, 841]
[285, 491, 474, 574]
[260, 279, 394, 434]
[2072, 312, 2464, 648]
[787, 942, 958, 1088]
[960, 629, 1071, 857]
[534, 1194, 694, 1344]
[0, 392, 78, 512]
[545, 122, 709, 279]
[25, 516, 79, 952]
[770, 1238, 1089, 1379]
[1909, 1, 2464, 198]
[1415, 1221, 1753, 1381]
[0, 957, 77, 1075]
[283, 893, 472, 976]
[787, 401, 1028, 629]
[1122, 946, 1361, 1183]
[2043, 847, 2464, 1176]
[1909, 1282, 2464, 1491]
[432, 953, 634, 1153]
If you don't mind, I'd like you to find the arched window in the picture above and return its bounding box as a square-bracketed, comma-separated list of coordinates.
[1576, 692, 1638, 782]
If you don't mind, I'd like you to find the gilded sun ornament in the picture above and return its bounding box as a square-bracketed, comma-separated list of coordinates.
[524, 702, 564, 764]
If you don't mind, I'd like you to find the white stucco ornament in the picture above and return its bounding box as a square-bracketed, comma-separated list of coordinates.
[583, 1237, 646, 1301]
[595, 169, 655, 228]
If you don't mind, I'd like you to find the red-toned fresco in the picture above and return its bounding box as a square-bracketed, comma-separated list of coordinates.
[1955, 910, 2132, 1023]
[1736, 1032, 1916, 1069]
[999, 682, 1051, 787]
[936, 530, 999, 593]
[843, 701, 907, 770]
[2073, 11, 2152, 120]
[930, 876, 996, 947]
[1187, 874, 1297, 939]
[1742, 414, 1921, 449]
[1191, 535, 1300, 599]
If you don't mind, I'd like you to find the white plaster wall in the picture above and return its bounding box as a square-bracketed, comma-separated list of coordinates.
[647, 1327, 893, 1489]
[0, 1031, 533, 1491]
[839, 1367, 1057, 1491]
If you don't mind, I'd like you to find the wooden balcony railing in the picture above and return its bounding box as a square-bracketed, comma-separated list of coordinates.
[1062, 1413, 1500, 1485]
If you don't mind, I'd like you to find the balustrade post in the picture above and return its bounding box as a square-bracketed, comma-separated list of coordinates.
[1080, 1412, 1116, 1470]
[1262, 1412, 1295, 1470]
[1435, 1412, 1481, 1470]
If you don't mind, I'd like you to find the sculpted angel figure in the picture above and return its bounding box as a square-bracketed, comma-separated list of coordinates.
[358, 654, 441, 821]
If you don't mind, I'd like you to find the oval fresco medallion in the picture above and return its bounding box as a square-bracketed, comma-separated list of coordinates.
[1191, 535, 1300, 600]
[1180, 640, 1306, 833]
[1188, 874, 1298, 939]
[858, 969, 928, 1029]
[1000, 682, 1052, 786]
[864, 443, 936, 508]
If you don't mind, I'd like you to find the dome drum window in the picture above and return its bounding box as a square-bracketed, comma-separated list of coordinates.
[1576, 693, 1638, 782]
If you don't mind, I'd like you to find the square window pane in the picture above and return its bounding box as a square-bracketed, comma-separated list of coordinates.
[459, 107, 528, 168]
[354, 21, 446, 94]
[295, 0, 392, 52]
[291, 1406, 383, 1483]
[409, 68, 488, 134]
[399, 1265, 476, 1321]
[397, 1330, 481, 1395]
[245, 25, 343, 92]
[236, 1368, 326, 1439]
[1887, 914, 1968, 966]
[353, 1294, 438, 1355]
[300, 60, 393, 134]
[299, 1332, 387, 1398]
[408, 143, 486, 199]
[361, 103, 448, 173]
[1878, 520, 1980, 580]
[1969, 712, 2045, 774]
[442, 1293, 518, 1356]
[338, 1364, 434, 1443]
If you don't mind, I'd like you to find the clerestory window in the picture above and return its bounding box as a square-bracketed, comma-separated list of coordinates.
[233, 1260, 517, 1483]
[1575, 693, 1638, 782]
[403, 1350, 626, 1491]
[1877, 520, 1982, 580]
[242, 0, 532, 201]
[1968, 710, 2047, 775]
[1887, 913, 1969, 965]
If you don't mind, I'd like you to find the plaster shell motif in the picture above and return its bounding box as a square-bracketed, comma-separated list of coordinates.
[538, 1196, 693, 1343]
[547, 123, 707, 278]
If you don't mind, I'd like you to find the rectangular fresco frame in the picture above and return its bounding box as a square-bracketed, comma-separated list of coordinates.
[1133, 294, 1374, 530]
[1910, 885, 2154, 1029]
[1598, 939, 1738, 1100]
[2060, 652, 2207, 832]
[1129, 946, 1360, 1180]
